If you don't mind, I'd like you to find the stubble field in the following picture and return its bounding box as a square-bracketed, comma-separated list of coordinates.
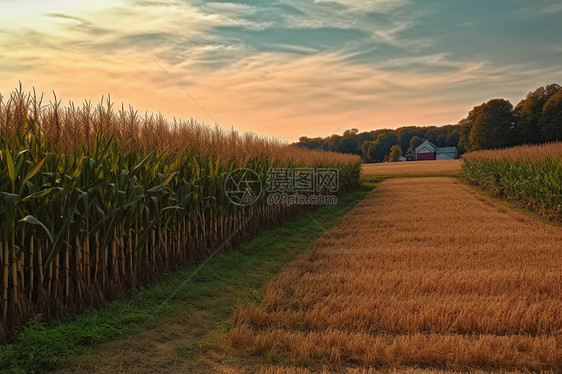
[361, 160, 461, 177]
[227, 177, 562, 373]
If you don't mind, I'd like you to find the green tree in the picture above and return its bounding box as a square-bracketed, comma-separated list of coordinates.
[446, 128, 460, 146]
[389, 145, 403, 161]
[515, 84, 561, 143]
[540, 90, 562, 141]
[458, 119, 471, 154]
[425, 127, 440, 145]
[343, 128, 359, 137]
[339, 136, 360, 154]
[458, 103, 487, 153]
[360, 140, 371, 163]
[297, 136, 326, 151]
[368, 132, 398, 162]
[396, 127, 424, 152]
[326, 135, 342, 151]
[409, 136, 424, 150]
[436, 133, 447, 146]
[470, 99, 517, 150]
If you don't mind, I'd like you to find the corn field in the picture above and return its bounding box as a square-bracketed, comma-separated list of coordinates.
[0, 86, 361, 338]
[461, 142, 562, 220]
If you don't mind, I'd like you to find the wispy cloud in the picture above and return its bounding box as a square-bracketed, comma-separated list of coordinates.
[543, 1, 562, 13]
[46, 13, 88, 23]
[0, 0, 560, 141]
[313, 0, 409, 12]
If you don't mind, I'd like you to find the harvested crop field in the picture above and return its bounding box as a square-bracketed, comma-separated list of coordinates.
[228, 177, 562, 373]
[253, 368, 554, 374]
[361, 160, 461, 177]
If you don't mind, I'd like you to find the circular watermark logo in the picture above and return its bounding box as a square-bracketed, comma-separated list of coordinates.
[224, 168, 263, 206]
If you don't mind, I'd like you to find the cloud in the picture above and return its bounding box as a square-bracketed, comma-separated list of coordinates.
[312, 0, 408, 12]
[372, 18, 419, 47]
[202, 2, 259, 15]
[1, 0, 561, 142]
[46, 13, 88, 23]
[543, 1, 562, 13]
[0, 45, 474, 138]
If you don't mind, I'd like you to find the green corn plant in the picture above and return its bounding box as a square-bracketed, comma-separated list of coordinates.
[462, 147, 562, 219]
[0, 141, 54, 320]
[0, 86, 362, 335]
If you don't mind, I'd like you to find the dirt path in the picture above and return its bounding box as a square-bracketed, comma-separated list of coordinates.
[221, 177, 562, 373]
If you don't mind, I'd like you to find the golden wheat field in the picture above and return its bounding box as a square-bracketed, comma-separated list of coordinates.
[227, 178, 562, 373]
[255, 368, 556, 374]
[361, 160, 461, 177]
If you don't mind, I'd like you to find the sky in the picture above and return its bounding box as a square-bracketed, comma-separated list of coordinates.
[1, 0, 561, 142]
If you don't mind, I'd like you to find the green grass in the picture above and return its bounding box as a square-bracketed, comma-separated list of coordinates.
[0, 184, 375, 374]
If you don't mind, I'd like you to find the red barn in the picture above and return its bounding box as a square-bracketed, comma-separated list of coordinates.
[415, 140, 436, 160]
[414, 140, 459, 161]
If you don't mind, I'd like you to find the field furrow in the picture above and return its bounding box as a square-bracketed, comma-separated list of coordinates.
[229, 177, 562, 372]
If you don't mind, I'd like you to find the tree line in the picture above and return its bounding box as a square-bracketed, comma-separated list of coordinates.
[459, 83, 562, 153]
[297, 82, 562, 162]
[298, 125, 460, 163]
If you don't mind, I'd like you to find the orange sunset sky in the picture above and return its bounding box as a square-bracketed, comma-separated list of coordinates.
[1, 0, 561, 142]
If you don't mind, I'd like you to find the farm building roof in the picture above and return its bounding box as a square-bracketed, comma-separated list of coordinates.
[415, 140, 437, 153]
[436, 147, 458, 154]
[415, 140, 458, 155]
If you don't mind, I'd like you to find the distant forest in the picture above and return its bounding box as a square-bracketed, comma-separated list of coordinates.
[296, 83, 562, 162]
